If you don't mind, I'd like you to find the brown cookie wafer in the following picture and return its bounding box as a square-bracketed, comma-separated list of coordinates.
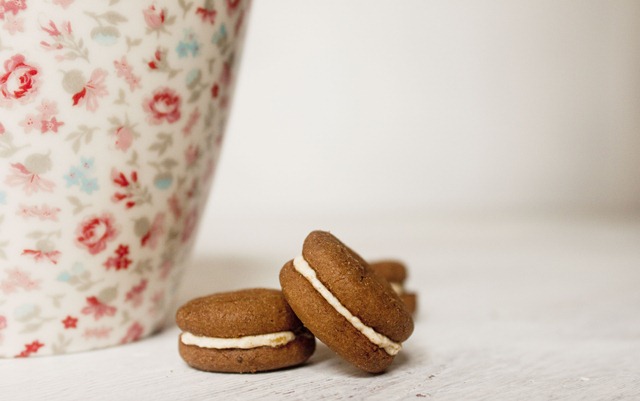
[176, 288, 315, 373]
[369, 260, 418, 315]
[279, 231, 414, 373]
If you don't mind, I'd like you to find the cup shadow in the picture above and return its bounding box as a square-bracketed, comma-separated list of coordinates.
[165, 253, 285, 326]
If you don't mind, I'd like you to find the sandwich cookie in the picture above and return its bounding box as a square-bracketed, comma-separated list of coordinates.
[369, 260, 417, 315]
[279, 231, 414, 373]
[176, 288, 315, 373]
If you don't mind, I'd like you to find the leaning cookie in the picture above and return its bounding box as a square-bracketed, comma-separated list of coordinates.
[176, 288, 315, 373]
[280, 231, 414, 373]
[369, 260, 417, 315]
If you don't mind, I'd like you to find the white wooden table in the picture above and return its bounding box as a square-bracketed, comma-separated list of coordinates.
[1, 213, 639, 400]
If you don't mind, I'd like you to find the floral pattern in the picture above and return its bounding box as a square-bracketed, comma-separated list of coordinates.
[0, 54, 40, 106]
[143, 87, 181, 125]
[75, 213, 118, 255]
[0, 0, 250, 357]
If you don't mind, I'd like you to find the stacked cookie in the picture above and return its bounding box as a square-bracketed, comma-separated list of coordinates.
[369, 260, 417, 315]
[176, 231, 417, 374]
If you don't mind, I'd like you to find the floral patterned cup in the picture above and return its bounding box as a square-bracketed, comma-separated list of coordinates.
[0, 0, 250, 357]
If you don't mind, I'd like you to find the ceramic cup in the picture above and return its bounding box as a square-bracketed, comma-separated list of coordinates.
[0, 0, 250, 357]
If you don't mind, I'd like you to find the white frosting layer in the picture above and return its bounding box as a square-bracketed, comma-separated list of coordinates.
[181, 331, 295, 349]
[293, 255, 402, 356]
[390, 282, 404, 295]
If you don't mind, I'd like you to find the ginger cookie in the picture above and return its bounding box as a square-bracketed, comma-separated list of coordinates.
[279, 231, 414, 373]
[176, 288, 315, 373]
[369, 260, 417, 315]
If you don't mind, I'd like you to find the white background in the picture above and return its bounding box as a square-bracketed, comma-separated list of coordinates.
[207, 0, 640, 221]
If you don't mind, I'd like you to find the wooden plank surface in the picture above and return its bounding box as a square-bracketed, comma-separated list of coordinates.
[1, 214, 639, 400]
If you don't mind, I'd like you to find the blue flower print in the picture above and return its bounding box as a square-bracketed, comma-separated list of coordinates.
[211, 24, 227, 45]
[65, 158, 99, 193]
[64, 166, 84, 187]
[80, 177, 99, 194]
[176, 41, 190, 58]
[176, 29, 200, 58]
[80, 157, 95, 173]
[57, 271, 72, 282]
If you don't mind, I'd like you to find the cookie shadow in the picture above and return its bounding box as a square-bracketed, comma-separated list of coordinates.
[307, 343, 415, 378]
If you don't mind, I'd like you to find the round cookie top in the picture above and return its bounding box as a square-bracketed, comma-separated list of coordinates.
[369, 260, 408, 283]
[176, 288, 302, 338]
[301, 231, 413, 343]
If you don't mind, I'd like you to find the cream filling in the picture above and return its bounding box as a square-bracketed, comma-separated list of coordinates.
[293, 255, 402, 356]
[181, 331, 295, 349]
[390, 282, 404, 295]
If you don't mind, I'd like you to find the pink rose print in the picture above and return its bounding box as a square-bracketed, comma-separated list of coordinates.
[143, 5, 166, 29]
[103, 244, 132, 271]
[0, 268, 40, 294]
[0, 122, 5, 134]
[16, 340, 44, 358]
[71, 69, 108, 112]
[2, 0, 27, 15]
[0, 54, 39, 106]
[75, 213, 118, 255]
[114, 126, 133, 151]
[143, 87, 181, 125]
[120, 322, 144, 344]
[81, 296, 116, 321]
